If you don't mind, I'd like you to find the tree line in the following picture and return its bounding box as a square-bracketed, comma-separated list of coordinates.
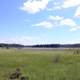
[0, 43, 80, 48]
[0, 43, 24, 48]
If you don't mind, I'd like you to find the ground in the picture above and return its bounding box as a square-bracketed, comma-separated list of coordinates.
[0, 48, 80, 80]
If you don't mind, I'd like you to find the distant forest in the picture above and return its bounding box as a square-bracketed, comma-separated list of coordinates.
[0, 43, 80, 48]
[0, 43, 24, 48]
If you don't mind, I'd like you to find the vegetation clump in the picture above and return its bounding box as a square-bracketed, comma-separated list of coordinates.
[9, 68, 29, 80]
[73, 49, 80, 54]
[53, 55, 61, 63]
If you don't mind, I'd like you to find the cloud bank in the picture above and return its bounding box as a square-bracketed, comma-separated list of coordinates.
[20, 0, 80, 31]
[33, 15, 80, 31]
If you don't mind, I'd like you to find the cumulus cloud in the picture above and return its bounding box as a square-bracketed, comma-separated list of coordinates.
[32, 15, 80, 31]
[20, 0, 49, 13]
[32, 12, 80, 31]
[60, 18, 76, 27]
[32, 21, 53, 28]
[70, 26, 80, 31]
[46, 1, 62, 11]
[60, 18, 80, 31]
[62, 0, 80, 8]
[32, 15, 64, 29]
[74, 6, 80, 17]
[48, 15, 63, 21]
[51, 0, 80, 10]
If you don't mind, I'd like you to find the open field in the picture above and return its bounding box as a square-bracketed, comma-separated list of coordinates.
[0, 48, 80, 80]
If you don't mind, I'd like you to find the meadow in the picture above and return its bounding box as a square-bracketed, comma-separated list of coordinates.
[0, 48, 80, 80]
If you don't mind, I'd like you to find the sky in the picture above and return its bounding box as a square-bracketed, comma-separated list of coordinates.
[0, 0, 80, 45]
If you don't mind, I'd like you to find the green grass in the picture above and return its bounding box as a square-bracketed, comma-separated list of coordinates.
[0, 48, 80, 80]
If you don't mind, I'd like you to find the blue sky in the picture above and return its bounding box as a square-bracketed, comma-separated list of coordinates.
[0, 0, 80, 45]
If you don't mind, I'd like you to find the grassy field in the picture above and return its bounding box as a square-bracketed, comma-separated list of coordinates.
[0, 48, 80, 80]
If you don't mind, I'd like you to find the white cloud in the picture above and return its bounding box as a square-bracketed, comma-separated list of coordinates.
[53, 1, 62, 10]
[60, 18, 76, 27]
[33, 21, 53, 28]
[47, 1, 62, 11]
[0, 36, 38, 45]
[0, 36, 57, 45]
[20, 0, 49, 14]
[32, 14, 80, 31]
[70, 27, 77, 31]
[74, 6, 80, 17]
[52, 0, 80, 10]
[59, 39, 80, 44]
[32, 16, 64, 29]
[48, 15, 63, 21]
[60, 18, 80, 31]
[70, 26, 80, 31]
[62, 0, 80, 8]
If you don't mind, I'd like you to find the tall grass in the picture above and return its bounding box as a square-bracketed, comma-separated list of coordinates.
[0, 48, 80, 80]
